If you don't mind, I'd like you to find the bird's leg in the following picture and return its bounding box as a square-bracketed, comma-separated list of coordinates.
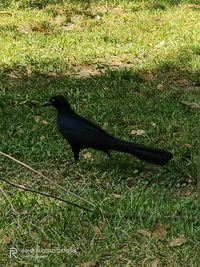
[71, 146, 80, 161]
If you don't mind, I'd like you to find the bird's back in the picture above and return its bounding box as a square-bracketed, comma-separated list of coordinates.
[57, 112, 118, 150]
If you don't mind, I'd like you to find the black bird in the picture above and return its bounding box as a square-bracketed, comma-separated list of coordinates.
[43, 95, 173, 165]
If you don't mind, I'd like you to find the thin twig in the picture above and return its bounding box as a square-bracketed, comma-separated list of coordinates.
[0, 151, 94, 207]
[0, 178, 92, 212]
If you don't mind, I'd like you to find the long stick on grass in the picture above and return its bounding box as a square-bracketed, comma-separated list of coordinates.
[0, 151, 94, 207]
[0, 178, 92, 212]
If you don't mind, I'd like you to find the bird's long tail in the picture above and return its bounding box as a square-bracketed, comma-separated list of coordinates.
[111, 140, 173, 165]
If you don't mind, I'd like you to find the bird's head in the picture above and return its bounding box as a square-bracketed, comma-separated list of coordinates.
[42, 95, 72, 112]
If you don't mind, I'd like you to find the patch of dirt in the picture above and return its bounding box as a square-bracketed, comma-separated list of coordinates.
[75, 59, 135, 78]
[75, 66, 100, 78]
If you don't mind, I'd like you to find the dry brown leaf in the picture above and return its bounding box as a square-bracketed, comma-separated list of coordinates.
[32, 26, 44, 32]
[169, 235, 186, 247]
[40, 239, 51, 249]
[184, 143, 192, 148]
[181, 101, 200, 109]
[137, 229, 151, 237]
[142, 71, 154, 81]
[177, 78, 189, 87]
[0, 11, 12, 17]
[83, 152, 93, 161]
[130, 129, 146, 136]
[152, 222, 167, 240]
[151, 258, 160, 267]
[32, 115, 41, 123]
[2, 236, 11, 245]
[21, 210, 28, 216]
[32, 116, 48, 125]
[92, 225, 101, 237]
[76, 261, 98, 267]
[44, 71, 58, 78]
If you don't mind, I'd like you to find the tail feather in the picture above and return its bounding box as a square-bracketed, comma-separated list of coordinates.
[111, 141, 173, 165]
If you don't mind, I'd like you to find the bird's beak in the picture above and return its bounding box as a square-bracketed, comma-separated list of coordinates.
[42, 101, 52, 107]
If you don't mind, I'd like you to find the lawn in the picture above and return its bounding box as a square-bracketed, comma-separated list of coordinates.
[0, 0, 200, 266]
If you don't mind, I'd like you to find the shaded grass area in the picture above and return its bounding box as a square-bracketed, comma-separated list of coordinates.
[0, 1, 200, 266]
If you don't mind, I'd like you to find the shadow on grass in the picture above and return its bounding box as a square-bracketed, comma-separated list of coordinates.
[0, 56, 199, 187]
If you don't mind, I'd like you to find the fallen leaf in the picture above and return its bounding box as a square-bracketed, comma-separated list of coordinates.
[92, 225, 101, 237]
[40, 239, 51, 249]
[184, 143, 192, 148]
[177, 79, 189, 87]
[137, 229, 151, 237]
[142, 71, 154, 81]
[21, 210, 28, 216]
[130, 129, 146, 136]
[76, 261, 99, 267]
[169, 235, 186, 247]
[32, 116, 48, 125]
[83, 152, 93, 161]
[180, 101, 200, 109]
[0, 11, 12, 17]
[152, 222, 167, 240]
[151, 258, 160, 267]
[32, 26, 44, 32]
[2, 236, 11, 245]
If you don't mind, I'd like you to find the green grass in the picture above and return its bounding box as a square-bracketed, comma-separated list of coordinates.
[0, 1, 200, 266]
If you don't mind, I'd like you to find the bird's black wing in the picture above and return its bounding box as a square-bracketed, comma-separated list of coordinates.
[57, 113, 118, 149]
